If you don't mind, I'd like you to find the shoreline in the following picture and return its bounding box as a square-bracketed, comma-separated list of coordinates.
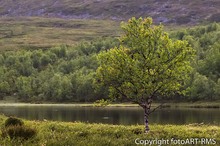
[0, 101, 219, 108]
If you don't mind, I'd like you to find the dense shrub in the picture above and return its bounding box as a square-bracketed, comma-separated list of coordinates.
[2, 117, 36, 140]
[5, 117, 24, 127]
[2, 125, 36, 140]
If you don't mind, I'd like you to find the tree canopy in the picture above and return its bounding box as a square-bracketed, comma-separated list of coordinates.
[96, 17, 195, 132]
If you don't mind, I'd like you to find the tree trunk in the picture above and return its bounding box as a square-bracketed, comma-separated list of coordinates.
[144, 107, 150, 133]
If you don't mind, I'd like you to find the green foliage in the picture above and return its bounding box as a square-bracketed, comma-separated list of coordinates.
[96, 17, 195, 105]
[2, 117, 36, 140]
[0, 38, 118, 102]
[0, 115, 219, 146]
[214, 79, 220, 99]
[42, 74, 73, 102]
[131, 127, 143, 135]
[96, 17, 195, 132]
[5, 117, 24, 127]
[2, 125, 36, 140]
[1, 19, 220, 102]
[93, 99, 111, 107]
[186, 73, 216, 100]
[197, 44, 220, 79]
[168, 22, 220, 100]
[0, 81, 10, 98]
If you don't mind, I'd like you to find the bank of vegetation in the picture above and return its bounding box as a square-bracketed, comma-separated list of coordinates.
[0, 115, 219, 146]
[1, 22, 220, 103]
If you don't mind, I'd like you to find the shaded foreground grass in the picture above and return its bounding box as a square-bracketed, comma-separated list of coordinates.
[0, 115, 219, 146]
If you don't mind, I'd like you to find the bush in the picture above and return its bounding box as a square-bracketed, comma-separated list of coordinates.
[5, 117, 24, 127]
[2, 125, 36, 140]
[93, 99, 111, 107]
[2, 117, 37, 140]
[131, 127, 143, 135]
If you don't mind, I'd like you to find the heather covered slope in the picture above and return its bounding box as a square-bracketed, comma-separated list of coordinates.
[1, 0, 220, 24]
[0, 17, 120, 50]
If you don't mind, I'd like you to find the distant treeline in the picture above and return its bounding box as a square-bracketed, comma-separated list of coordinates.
[0, 38, 118, 102]
[170, 22, 220, 101]
[0, 23, 220, 102]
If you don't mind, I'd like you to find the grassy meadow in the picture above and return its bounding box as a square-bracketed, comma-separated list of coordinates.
[0, 17, 120, 51]
[0, 16, 211, 51]
[0, 114, 219, 146]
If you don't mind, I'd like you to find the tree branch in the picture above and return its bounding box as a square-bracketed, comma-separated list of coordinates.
[149, 102, 166, 115]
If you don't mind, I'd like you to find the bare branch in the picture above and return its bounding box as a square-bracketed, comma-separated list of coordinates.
[149, 102, 166, 115]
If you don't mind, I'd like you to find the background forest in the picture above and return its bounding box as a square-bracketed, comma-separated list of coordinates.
[0, 23, 220, 102]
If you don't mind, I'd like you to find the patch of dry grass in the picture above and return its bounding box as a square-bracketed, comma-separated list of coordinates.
[0, 17, 120, 51]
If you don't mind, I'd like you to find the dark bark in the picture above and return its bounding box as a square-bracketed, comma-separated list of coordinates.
[144, 106, 150, 133]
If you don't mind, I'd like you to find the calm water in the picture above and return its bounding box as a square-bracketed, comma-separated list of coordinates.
[0, 105, 219, 125]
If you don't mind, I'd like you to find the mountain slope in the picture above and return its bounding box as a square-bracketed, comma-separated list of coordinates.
[1, 0, 220, 24]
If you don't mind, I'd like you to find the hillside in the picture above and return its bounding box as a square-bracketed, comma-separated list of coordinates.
[0, 17, 120, 50]
[1, 0, 220, 24]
